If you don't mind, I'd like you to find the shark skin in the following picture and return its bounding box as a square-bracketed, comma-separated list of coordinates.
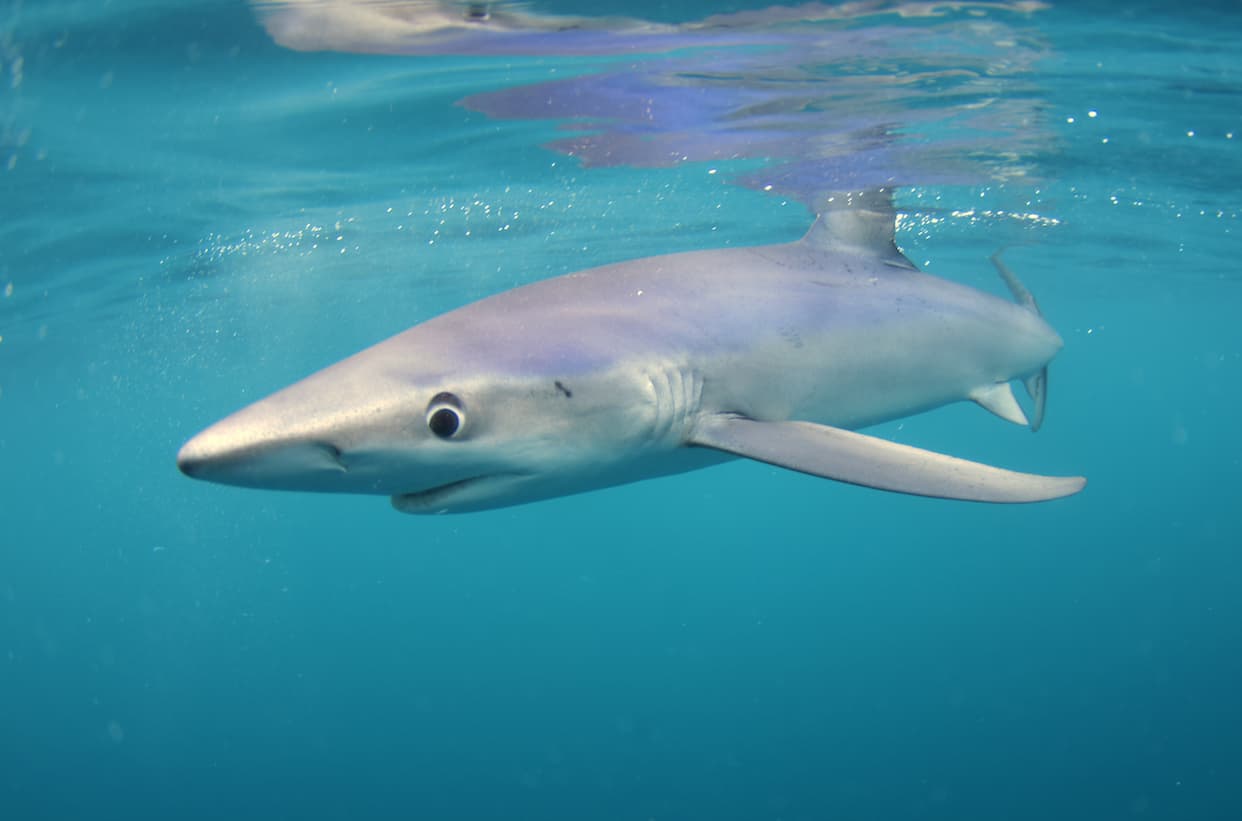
[177, 195, 1085, 513]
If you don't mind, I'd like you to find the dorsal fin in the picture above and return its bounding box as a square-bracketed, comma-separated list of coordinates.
[800, 188, 917, 271]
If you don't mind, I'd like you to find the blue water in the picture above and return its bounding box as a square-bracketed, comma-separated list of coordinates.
[2, 1, 1240, 819]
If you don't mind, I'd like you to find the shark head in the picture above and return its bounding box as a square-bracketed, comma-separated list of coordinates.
[176, 316, 680, 514]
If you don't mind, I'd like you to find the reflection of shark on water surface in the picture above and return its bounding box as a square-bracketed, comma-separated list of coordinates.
[179, 2, 1083, 513]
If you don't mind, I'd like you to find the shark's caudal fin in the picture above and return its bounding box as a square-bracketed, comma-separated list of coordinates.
[803, 195, 1055, 434]
[800, 189, 918, 271]
[991, 250, 1050, 432]
[689, 414, 1085, 503]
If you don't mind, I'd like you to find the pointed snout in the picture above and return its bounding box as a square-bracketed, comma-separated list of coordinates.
[176, 421, 348, 491]
[176, 437, 213, 479]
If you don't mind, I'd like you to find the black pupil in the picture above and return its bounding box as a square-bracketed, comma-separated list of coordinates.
[428, 407, 460, 438]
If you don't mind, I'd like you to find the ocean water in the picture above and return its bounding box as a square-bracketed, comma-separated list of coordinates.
[1, 1, 1239, 819]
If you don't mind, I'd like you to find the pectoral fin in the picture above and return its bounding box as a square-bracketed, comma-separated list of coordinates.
[689, 415, 1085, 503]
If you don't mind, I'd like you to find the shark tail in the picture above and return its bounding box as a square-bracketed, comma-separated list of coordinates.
[990, 250, 1049, 432]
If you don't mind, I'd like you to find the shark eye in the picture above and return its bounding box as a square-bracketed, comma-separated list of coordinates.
[426, 392, 464, 439]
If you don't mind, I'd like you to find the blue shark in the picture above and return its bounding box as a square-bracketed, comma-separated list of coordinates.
[177, 192, 1084, 513]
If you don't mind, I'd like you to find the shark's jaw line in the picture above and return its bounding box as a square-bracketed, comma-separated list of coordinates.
[177, 191, 1085, 512]
[391, 473, 535, 514]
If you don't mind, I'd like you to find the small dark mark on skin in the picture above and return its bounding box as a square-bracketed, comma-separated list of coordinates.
[554, 380, 573, 398]
[779, 328, 804, 349]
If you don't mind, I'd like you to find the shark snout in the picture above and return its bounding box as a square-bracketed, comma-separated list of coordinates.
[175, 440, 212, 479]
[177, 426, 348, 490]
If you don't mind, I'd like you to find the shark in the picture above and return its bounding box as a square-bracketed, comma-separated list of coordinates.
[177, 191, 1085, 513]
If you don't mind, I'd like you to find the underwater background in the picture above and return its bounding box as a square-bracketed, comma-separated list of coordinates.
[1, 1, 1239, 818]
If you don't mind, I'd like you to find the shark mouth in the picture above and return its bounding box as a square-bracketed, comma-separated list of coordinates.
[390, 473, 530, 514]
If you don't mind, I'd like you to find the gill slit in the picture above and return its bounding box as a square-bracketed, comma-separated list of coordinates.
[647, 363, 703, 447]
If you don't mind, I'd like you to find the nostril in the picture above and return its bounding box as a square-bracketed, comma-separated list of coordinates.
[316, 442, 347, 471]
